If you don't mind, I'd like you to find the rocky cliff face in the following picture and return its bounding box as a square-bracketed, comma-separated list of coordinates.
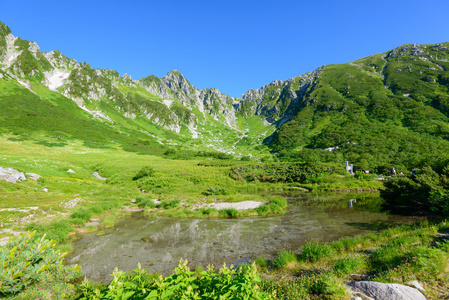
[0, 23, 246, 136]
[235, 68, 322, 126]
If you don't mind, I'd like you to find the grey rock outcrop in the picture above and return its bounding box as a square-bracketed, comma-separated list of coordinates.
[26, 173, 42, 180]
[0, 167, 26, 183]
[93, 172, 106, 180]
[348, 281, 426, 300]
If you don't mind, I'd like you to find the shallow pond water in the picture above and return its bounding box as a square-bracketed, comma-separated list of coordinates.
[68, 193, 422, 282]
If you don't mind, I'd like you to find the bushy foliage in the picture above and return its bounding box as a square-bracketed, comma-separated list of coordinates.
[229, 162, 332, 183]
[77, 259, 272, 300]
[300, 242, 334, 263]
[203, 187, 228, 196]
[135, 197, 157, 208]
[219, 208, 239, 218]
[159, 200, 181, 209]
[132, 166, 155, 181]
[0, 231, 81, 298]
[273, 251, 298, 268]
[381, 165, 449, 215]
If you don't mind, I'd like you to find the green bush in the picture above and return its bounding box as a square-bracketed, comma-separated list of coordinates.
[135, 197, 157, 208]
[203, 187, 228, 196]
[132, 166, 155, 181]
[300, 242, 334, 263]
[219, 208, 239, 218]
[273, 250, 298, 268]
[70, 208, 92, 221]
[0, 231, 81, 298]
[333, 255, 367, 275]
[77, 259, 272, 299]
[159, 199, 181, 209]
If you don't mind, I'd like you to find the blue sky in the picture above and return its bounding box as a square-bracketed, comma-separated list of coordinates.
[1, 0, 449, 97]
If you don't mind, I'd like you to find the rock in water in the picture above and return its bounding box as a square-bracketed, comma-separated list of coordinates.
[0, 167, 26, 183]
[348, 281, 426, 300]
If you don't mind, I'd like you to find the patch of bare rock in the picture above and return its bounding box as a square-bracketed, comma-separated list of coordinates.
[348, 281, 426, 300]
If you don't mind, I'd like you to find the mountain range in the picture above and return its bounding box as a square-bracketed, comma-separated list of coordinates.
[1, 21, 449, 172]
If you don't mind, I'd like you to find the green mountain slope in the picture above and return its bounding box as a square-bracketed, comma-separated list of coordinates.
[1, 20, 449, 170]
[244, 43, 449, 171]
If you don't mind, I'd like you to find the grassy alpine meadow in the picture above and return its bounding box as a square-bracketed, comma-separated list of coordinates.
[1, 135, 445, 299]
[0, 134, 294, 243]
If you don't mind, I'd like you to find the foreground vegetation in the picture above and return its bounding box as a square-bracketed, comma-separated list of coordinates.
[2, 220, 448, 299]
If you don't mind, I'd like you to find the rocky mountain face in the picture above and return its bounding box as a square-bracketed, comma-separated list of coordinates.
[1, 21, 449, 168]
[0, 22, 243, 136]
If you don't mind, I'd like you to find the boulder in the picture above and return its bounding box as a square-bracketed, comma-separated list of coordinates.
[93, 172, 106, 180]
[0, 167, 26, 183]
[26, 172, 42, 180]
[348, 281, 426, 300]
[67, 169, 76, 173]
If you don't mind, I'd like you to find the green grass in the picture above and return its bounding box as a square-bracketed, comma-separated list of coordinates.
[260, 221, 449, 299]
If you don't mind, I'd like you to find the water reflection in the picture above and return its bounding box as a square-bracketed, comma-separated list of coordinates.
[68, 193, 422, 283]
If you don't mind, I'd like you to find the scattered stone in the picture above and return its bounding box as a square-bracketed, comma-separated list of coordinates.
[25, 172, 42, 180]
[93, 171, 106, 180]
[206, 201, 264, 211]
[131, 199, 137, 203]
[348, 281, 426, 300]
[121, 206, 144, 212]
[291, 186, 310, 192]
[43, 188, 48, 192]
[67, 169, 76, 173]
[0, 167, 26, 183]
[61, 197, 83, 208]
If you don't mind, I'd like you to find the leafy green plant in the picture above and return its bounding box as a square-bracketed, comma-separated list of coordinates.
[273, 250, 298, 268]
[77, 259, 272, 299]
[132, 166, 155, 181]
[333, 255, 367, 275]
[300, 242, 334, 263]
[0, 231, 81, 298]
[203, 187, 228, 196]
[135, 196, 157, 208]
[219, 208, 239, 218]
[159, 199, 181, 209]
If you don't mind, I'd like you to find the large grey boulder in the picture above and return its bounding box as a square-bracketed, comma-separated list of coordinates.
[348, 281, 426, 300]
[0, 167, 26, 183]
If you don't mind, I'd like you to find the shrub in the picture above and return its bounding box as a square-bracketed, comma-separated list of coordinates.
[273, 250, 298, 268]
[203, 186, 228, 196]
[132, 166, 155, 181]
[333, 255, 367, 275]
[256, 204, 270, 215]
[70, 208, 92, 221]
[300, 242, 334, 262]
[219, 208, 239, 218]
[159, 199, 181, 209]
[135, 197, 157, 208]
[0, 232, 81, 298]
[255, 257, 268, 270]
[77, 259, 272, 299]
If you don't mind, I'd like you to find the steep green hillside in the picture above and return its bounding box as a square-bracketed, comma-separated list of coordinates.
[1, 20, 449, 170]
[267, 43, 449, 172]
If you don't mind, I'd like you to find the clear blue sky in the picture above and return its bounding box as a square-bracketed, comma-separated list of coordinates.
[1, 0, 448, 98]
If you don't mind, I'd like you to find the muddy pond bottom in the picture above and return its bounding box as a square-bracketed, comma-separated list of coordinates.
[68, 194, 422, 282]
